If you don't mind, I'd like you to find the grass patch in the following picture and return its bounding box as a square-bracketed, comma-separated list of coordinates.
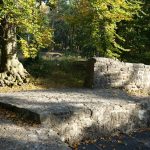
[24, 57, 87, 89]
[0, 57, 87, 93]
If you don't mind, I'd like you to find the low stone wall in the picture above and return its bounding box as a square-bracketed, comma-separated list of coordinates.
[93, 57, 150, 91]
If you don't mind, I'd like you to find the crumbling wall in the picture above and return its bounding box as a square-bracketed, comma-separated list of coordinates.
[93, 57, 150, 91]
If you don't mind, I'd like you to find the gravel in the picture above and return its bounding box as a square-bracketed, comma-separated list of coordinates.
[0, 108, 70, 150]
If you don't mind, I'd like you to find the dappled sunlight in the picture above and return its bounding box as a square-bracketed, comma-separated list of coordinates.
[0, 0, 149, 149]
[1, 88, 150, 146]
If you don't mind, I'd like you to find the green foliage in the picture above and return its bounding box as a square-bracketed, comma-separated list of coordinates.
[119, 0, 150, 63]
[0, 0, 53, 58]
[66, 0, 142, 58]
[50, 0, 143, 58]
[1, 0, 148, 62]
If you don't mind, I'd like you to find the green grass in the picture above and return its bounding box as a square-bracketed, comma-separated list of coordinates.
[24, 57, 87, 88]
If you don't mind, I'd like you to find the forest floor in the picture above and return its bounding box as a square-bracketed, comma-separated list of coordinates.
[0, 58, 87, 93]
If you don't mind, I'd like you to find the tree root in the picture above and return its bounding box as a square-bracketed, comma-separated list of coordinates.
[0, 59, 30, 87]
[0, 70, 30, 87]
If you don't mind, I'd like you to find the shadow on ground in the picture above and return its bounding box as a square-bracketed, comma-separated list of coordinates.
[0, 88, 150, 147]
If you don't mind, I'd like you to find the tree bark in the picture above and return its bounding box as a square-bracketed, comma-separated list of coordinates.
[0, 16, 30, 87]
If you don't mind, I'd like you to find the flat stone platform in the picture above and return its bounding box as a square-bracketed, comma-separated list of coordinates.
[0, 88, 150, 144]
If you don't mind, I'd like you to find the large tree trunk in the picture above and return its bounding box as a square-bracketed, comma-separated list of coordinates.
[0, 17, 30, 87]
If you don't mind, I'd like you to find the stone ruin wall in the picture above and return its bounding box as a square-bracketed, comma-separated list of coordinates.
[93, 57, 150, 91]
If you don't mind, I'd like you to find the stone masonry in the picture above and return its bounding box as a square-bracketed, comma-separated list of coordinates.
[93, 57, 150, 91]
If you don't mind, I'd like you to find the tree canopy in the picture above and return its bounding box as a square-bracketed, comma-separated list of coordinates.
[51, 0, 144, 58]
[0, 0, 55, 86]
[0, 0, 53, 58]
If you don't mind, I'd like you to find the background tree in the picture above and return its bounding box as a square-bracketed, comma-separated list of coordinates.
[0, 0, 53, 86]
[51, 0, 142, 58]
[68, 0, 142, 58]
[119, 0, 150, 63]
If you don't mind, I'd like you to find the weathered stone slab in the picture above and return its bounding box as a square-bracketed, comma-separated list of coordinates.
[0, 88, 150, 145]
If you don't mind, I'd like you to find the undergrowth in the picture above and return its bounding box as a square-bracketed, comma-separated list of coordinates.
[24, 57, 87, 89]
